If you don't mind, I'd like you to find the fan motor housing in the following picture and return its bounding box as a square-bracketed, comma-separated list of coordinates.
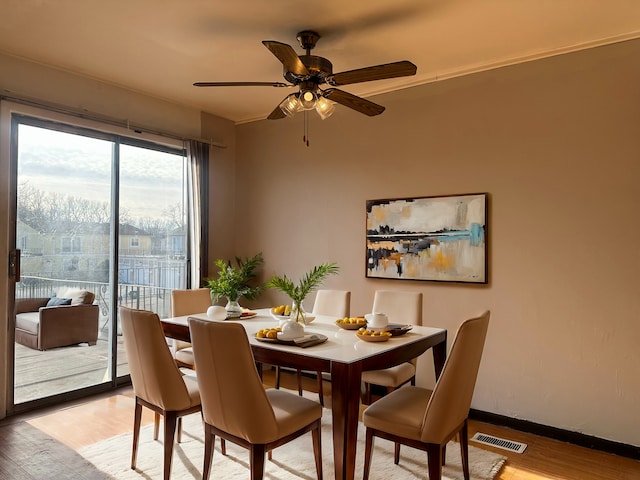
[284, 55, 333, 84]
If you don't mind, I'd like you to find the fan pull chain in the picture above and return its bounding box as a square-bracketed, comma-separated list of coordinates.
[303, 111, 309, 147]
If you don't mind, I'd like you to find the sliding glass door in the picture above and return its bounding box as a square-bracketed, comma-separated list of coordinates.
[12, 114, 188, 407]
[117, 142, 188, 377]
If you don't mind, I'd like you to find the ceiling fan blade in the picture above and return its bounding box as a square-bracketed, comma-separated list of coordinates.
[326, 60, 417, 86]
[267, 100, 287, 120]
[193, 81, 291, 87]
[262, 40, 310, 76]
[323, 89, 385, 116]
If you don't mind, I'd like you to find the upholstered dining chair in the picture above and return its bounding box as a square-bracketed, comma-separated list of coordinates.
[361, 290, 423, 404]
[189, 317, 323, 480]
[119, 306, 202, 480]
[170, 288, 212, 369]
[362, 311, 490, 480]
[275, 289, 351, 406]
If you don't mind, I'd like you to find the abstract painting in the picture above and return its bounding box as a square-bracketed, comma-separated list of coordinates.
[366, 193, 487, 283]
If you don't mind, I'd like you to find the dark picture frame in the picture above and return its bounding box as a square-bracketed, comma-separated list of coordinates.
[366, 193, 487, 283]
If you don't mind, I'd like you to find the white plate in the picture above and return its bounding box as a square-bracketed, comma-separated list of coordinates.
[270, 311, 291, 322]
[270, 311, 316, 324]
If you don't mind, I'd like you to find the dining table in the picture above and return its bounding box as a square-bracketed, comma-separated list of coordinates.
[160, 308, 447, 480]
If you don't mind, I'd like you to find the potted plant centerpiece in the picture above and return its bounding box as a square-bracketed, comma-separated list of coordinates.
[205, 253, 265, 318]
[267, 262, 339, 325]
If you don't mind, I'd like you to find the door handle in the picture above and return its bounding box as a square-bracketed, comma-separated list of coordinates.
[9, 249, 20, 282]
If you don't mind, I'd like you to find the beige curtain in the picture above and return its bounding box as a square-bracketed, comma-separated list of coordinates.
[186, 140, 210, 288]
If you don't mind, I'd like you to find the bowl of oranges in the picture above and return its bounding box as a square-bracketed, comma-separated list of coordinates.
[270, 305, 315, 324]
[355, 327, 393, 342]
[335, 317, 367, 330]
[255, 326, 282, 341]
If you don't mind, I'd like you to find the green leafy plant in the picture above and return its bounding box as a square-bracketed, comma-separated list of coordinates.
[266, 262, 339, 321]
[205, 253, 265, 303]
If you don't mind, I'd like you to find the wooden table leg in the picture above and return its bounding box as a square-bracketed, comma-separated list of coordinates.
[330, 361, 362, 480]
[432, 333, 447, 379]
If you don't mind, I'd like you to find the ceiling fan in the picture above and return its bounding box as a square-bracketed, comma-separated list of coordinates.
[194, 30, 417, 121]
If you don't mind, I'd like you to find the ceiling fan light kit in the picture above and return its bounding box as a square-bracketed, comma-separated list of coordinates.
[279, 94, 303, 117]
[315, 97, 335, 120]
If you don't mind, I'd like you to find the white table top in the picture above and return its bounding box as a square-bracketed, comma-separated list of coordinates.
[169, 308, 446, 365]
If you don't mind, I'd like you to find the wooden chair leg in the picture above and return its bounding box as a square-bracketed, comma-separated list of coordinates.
[316, 371, 324, 406]
[163, 412, 177, 480]
[131, 399, 143, 469]
[364, 383, 372, 405]
[297, 369, 303, 396]
[363, 428, 374, 480]
[153, 411, 160, 440]
[177, 417, 183, 443]
[394, 442, 401, 464]
[311, 420, 323, 480]
[275, 366, 281, 389]
[459, 420, 470, 480]
[221, 438, 227, 455]
[202, 423, 215, 480]
[426, 443, 443, 480]
[250, 444, 266, 480]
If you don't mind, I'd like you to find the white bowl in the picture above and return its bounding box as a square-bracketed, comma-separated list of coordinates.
[270, 311, 315, 324]
[270, 311, 291, 322]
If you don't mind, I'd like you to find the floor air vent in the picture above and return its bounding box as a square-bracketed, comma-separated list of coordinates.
[471, 432, 528, 453]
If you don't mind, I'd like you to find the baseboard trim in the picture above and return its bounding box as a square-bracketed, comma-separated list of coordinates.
[469, 408, 640, 460]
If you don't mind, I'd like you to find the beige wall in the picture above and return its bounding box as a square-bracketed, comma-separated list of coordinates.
[201, 113, 237, 274]
[234, 39, 640, 447]
[1, 39, 639, 449]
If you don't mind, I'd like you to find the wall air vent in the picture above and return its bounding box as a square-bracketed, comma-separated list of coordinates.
[471, 432, 528, 453]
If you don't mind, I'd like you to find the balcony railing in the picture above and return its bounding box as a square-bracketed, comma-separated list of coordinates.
[16, 275, 173, 319]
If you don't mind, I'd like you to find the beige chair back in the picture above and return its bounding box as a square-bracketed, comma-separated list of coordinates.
[120, 306, 194, 411]
[420, 311, 490, 444]
[189, 318, 279, 444]
[312, 289, 351, 317]
[170, 288, 212, 317]
[372, 290, 423, 326]
[170, 288, 212, 353]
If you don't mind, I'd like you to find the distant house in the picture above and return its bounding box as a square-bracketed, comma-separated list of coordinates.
[119, 223, 153, 256]
[160, 226, 187, 259]
[16, 220, 153, 283]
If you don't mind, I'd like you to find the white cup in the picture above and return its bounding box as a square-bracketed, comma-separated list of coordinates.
[364, 312, 388, 329]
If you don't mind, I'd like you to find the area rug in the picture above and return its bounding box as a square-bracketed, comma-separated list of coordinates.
[79, 410, 506, 479]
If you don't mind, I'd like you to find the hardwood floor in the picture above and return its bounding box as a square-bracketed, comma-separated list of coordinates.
[1, 369, 638, 479]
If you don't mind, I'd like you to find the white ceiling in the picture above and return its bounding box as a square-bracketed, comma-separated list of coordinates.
[1, 0, 639, 124]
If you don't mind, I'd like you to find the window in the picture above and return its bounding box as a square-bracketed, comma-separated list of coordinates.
[15, 117, 189, 310]
[61, 237, 81, 253]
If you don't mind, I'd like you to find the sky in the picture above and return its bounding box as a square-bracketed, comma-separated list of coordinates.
[17, 124, 185, 221]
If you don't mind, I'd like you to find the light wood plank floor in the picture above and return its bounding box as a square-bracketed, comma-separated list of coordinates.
[1, 369, 638, 480]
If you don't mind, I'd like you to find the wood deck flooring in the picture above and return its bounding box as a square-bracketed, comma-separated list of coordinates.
[14, 337, 128, 404]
